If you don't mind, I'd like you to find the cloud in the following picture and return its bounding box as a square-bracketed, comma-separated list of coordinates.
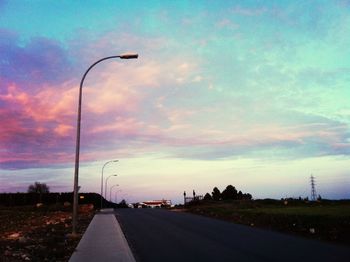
[0, 30, 75, 89]
[0, 81, 77, 169]
[0, 30, 201, 169]
[1, 19, 349, 171]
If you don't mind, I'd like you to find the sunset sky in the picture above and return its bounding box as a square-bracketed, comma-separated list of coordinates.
[1, 0, 349, 203]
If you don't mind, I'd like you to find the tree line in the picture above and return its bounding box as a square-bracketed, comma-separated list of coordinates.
[0, 182, 113, 208]
[203, 185, 252, 201]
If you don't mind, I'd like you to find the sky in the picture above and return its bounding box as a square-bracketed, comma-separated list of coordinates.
[0, 0, 350, 204]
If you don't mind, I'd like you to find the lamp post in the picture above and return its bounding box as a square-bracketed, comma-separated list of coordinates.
[101, 160, 118, 209]
[72, 53, 138, 235]
[105, 174, 117, 200]
[110, 184, 120, 202]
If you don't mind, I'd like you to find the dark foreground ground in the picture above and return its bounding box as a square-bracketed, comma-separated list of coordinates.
[185, 199, 350, 246]
[115, 208, 350, 262]
[0, 205, 94, 261]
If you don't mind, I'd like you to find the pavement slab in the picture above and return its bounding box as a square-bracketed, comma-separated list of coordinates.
[69, 209, 135, 262]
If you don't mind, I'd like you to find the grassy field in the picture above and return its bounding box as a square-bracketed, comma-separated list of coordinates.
[185, 199, 350, 246]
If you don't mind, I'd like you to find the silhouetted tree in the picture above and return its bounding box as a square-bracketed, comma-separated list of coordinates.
[212, 187, 221, 201]
[118, 199, 128, 208]
[27, 182, 49, 203]
[203, 193, 212, 201]
[242, 193, 252, 200]
[27, 182, 50, 194]
[221, 185, 238, 200]
[237, 190, 243, 200]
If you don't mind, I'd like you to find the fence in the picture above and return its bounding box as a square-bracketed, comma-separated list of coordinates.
[184, 195, 203, 205]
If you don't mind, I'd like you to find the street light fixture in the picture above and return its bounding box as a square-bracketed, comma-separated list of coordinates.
[72, 53, 138, 235]
[101, 159, 118, 209]
[110, 184, 120, 202]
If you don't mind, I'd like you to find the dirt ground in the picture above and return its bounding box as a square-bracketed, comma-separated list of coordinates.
[0, 204, 94, 262]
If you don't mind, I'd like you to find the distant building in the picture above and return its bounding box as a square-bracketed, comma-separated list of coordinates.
[138, 199, 172, 208]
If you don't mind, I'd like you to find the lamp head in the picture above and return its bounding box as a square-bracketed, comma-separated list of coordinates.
[120, 53, 138, 59]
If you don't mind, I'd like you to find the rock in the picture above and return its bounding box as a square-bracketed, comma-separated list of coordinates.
[63, 202, 71, 207]
[8, 233, 20, 239]
[309, 228, 316, 234]
[36, 203, 44, 208]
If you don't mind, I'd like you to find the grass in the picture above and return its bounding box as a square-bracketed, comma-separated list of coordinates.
[242, 205, 350, 217]
[185, 200, 350, 246]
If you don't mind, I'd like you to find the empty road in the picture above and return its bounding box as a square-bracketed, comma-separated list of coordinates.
[115, 209, 349, 262]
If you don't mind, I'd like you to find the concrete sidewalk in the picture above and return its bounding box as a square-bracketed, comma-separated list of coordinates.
[69, 209, 135, 262]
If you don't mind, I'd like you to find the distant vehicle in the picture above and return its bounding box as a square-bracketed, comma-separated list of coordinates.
[136, 199, 172, 208]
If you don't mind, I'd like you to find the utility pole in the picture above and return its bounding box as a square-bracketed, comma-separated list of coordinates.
[310, 175, 317, 201]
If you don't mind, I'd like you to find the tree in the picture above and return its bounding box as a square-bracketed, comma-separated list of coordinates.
[118, 199, 128, 208]
[203, 193, 212, 201]
[27, 182, 50, 194]
[242, 193, 252, 200]
[237, 190, 243, 200]
[221, 185, 238, 200]
[212, 187, 221, 201]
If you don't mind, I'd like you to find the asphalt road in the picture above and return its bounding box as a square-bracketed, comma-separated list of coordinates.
[115, 209, 349, 262]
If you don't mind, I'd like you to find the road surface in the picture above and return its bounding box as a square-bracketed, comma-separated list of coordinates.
[115, 208, 349, 262]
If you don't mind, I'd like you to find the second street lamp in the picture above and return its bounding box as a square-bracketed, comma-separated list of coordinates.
[105, 174, 117, 200]
[72, 53, 138, 235]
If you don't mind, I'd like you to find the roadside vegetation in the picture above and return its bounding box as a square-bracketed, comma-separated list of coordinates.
[0, 182, 103, 261]
[184, 185, 350, 246]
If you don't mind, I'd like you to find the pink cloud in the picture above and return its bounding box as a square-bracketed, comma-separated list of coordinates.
[2, 29, 349, 170]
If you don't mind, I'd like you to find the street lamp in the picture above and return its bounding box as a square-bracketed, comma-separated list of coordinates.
[101, 159, 118, 209]
[110, 184, 120, 202]
[105, 174, 117, 200]
[72, 53, 138, 235]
